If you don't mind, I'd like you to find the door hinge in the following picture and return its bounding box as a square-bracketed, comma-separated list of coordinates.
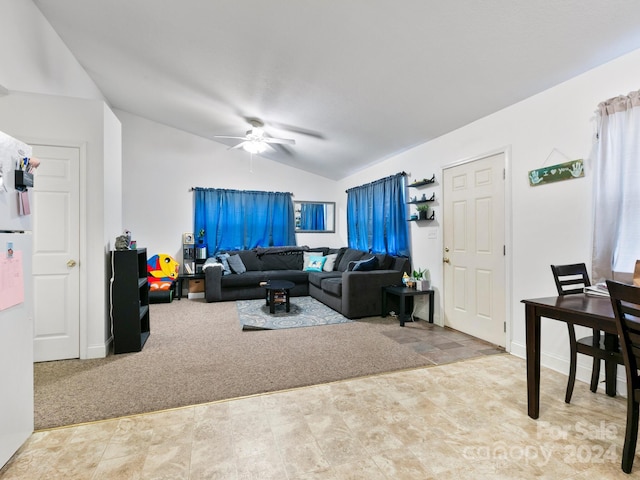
[503, 245, 506, 256]
[503, 168, 505, 180]
[504, 321, 506, 333]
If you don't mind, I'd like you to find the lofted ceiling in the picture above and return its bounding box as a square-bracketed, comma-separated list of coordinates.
[33, 0, 640, 180]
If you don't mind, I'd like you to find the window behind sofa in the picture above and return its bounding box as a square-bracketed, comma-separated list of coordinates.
[193, 188, 295, 254]
[346, 172, 409, 256]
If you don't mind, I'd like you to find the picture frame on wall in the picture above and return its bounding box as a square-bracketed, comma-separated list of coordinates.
[183, 232, 194, 244]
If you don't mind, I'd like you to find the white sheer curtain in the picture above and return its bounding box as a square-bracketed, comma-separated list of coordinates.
[592, 89, 640, 282]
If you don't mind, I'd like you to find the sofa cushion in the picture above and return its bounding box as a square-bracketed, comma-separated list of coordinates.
[374, 253, 393, 270]
[220, 269, 309, 288]
[321, 277, 342, 297]
[308, 271, 341, 288]
[261, 250, 303, 270]
[220, 271, 264, 288]
[237, 250, 262, 271]
[337, 248, 366, 272]
[261, 270, 309, 283]
[227, 254, 246, 274]
[390, 256, 411, 273]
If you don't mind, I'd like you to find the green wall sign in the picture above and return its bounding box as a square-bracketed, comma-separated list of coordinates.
[528, 159, 584, 186]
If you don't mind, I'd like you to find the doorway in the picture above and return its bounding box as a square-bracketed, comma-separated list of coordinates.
[442, 151, 507, 347]
[32, 144, 81, 361]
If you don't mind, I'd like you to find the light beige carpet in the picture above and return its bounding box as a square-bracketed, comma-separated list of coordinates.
[35, 298, 447, 429]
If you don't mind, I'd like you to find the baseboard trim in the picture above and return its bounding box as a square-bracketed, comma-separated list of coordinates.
[83, 337, 111, 359]
[510, 340, 626, 395]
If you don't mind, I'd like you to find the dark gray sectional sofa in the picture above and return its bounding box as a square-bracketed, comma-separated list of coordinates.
[204, 245, 410, 319]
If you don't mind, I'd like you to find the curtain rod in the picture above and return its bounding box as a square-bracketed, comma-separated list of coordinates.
[344, 171, 406, 193]
[190, 187, 293, 195]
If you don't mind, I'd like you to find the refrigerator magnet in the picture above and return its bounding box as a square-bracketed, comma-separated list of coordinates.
[7, 242, 13, 258]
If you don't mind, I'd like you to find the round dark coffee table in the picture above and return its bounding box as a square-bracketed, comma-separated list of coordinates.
[263, 280, 295, 314]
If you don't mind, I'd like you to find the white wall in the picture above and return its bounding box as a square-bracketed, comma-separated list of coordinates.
[338, 47, 640, 385]
[0, 0, 104, 101]
[102, 106, 123, 343]
[0, 0, 122, 359]
[116, 109, 344, 260]
[0, 93, 122, 358]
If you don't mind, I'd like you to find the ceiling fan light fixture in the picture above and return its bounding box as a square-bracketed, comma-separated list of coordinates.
[250, 127, 264, 138]
[243, 140, 268, 154]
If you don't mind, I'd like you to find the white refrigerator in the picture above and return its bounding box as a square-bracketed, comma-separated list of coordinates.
[0, 131, 34, 468]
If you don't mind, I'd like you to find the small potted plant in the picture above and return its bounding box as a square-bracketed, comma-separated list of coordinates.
[417, 204, 429, 220]
[196, 229, 207, 259]
[412, 268, 431, 291]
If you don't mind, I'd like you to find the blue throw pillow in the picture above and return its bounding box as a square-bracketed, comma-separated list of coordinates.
[227, 254, 246, 274]
[305, 256, 327, 272]
[352, 256, 378, 272]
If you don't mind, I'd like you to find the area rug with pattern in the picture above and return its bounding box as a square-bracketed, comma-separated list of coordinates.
[236, 296, 353, 330]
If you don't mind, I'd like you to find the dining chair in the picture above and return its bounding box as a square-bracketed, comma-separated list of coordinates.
[606, 280, 640, 474]
[551, 264, 623, 403]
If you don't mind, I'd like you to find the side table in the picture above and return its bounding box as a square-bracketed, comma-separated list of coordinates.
[381, 285, 434, 326]
[176, 273, 205, 300]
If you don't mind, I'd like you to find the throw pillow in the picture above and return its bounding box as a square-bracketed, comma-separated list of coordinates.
[351, 256, 379, 272]
[215, 253, 232, 276]
[323, 253, 338, 272]
[227, 254, 246, 274]
[337, 248, 367, 271]
[305, 255, 327, 272]
[303, 250, 326, 270]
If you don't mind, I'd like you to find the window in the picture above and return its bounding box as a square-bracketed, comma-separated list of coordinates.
[592, 89, 640, 282]
[194, 188, 295, 253]
[346, 172, 409, 256]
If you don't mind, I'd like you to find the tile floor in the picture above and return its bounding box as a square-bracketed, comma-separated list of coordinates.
[2, 346, 639, 479]
[381, 319, 505, 364]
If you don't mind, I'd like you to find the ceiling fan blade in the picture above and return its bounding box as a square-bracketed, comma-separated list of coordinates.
[263, 137, 295, 145]
[229, 141, 248, 150]
[214, 135, 247, 140]
[269, 143, 294, 157]
[268, 122, 325, 140]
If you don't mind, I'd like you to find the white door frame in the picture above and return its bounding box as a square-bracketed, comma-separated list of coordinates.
[26, 137, 88, 359]
[441, 146, 513, 352]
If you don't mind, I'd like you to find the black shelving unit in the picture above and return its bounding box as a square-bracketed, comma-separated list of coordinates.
[110, 248, 150, 354]
[183, 242, 195, 275]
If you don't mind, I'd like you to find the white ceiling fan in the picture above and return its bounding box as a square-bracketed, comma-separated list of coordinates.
[213, 118, 295, 154]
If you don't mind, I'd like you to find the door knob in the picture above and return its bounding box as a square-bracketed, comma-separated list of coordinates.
[445, 247, 450, 252]
[67, 259, 77, 268]
[443, 257, 450, 264]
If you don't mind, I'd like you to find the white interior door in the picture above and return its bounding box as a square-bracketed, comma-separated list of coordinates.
[443, 152, 505, 347]
[32, 145, 80, 361]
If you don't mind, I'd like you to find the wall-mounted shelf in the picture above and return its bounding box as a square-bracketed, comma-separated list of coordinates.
[408, 174, 435, 188]
[407, 192, 435, 204]
[408, 211, 436, 222]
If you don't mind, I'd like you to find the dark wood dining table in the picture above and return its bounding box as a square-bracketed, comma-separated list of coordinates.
[522, 294, 619, 419]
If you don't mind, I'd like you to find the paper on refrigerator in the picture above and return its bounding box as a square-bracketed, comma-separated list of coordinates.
[0, 250, 24, 310]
